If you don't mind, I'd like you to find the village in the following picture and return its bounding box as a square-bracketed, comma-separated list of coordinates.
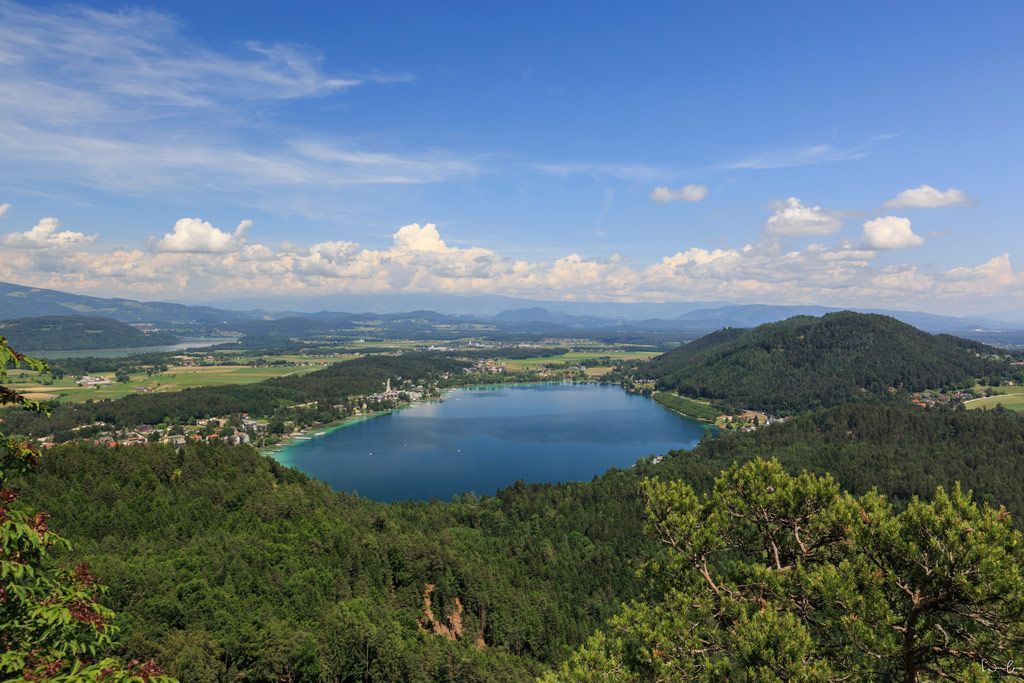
[33, 376, 442, 452]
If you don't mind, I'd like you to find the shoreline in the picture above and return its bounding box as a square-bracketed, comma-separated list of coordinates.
[649, 391, 723, 428]
[262, 378, 596, 461]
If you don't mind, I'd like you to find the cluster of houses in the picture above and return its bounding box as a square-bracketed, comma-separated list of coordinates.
[717, 411, 786, 432]
[75, 375, 114, 387]
[32, 376, 454, 452]
[910, 389, 975, 408]
[365, 378, 428, 404]
[35, 415, 272, 450]
[171, 354, 218, 367]
[468, 359, 506, 374]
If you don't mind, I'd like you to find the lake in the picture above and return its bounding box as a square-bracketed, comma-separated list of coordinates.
[272, 383, 712, 501]
[31, 338, 239, 359]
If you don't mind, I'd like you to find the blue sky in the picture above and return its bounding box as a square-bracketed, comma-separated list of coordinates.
[1, 0, 1022, 313]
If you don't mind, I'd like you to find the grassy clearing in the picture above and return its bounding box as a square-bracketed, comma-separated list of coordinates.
[652, 391, 723, 422]
[965, 393, 1024, 411]
[501, 350, 659, 370]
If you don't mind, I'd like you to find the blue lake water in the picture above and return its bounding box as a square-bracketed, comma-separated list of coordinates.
[272, 383, 711, 501]
[32, 338, 238, 359]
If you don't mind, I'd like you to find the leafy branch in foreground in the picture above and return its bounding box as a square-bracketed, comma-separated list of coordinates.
[1, 336, 173, 682]
[546, 459, 1024, 682]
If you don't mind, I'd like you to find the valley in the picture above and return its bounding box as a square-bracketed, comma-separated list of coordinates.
[4, 7, 1023, 679]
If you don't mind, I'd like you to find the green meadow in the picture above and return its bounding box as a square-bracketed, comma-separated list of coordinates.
[500, 350, 660, 370]
[965, 385, 1024, 412]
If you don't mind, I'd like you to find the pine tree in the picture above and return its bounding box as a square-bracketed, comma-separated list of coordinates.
[546, 459, 1024, 681]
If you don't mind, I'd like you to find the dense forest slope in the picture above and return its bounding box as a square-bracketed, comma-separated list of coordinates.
[24, 443, 652, 681]
[0, 315, 179, 351]
[658, 401, 1024, 519]
[19, 403, 1024, 680]
[643, 312, 1014, 413]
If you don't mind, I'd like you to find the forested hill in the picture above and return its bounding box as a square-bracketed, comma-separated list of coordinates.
[642, 311, 1015, 414]
[658, 401, 1024, 521]
[0, 315, 179, 351]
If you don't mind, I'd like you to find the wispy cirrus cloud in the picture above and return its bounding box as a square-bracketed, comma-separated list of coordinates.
[535, 135, 894, 185]
[0, 2, 470, 208]
[0, 3, 386, 113]
[721, 141, 871, 171]
[531, 161, 667, 183]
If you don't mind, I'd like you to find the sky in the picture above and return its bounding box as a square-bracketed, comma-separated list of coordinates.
[1, 0, 1022, 314]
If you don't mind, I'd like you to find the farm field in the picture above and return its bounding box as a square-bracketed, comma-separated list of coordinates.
[501, 350, 660, 370]
[965, 385, 1024, 412]
[6, 362, 331, 403]
[259, 353, 360, 365]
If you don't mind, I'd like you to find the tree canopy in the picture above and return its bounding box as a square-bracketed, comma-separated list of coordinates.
[547, 459, 1024, 681]
[642, 312, 1017, 414]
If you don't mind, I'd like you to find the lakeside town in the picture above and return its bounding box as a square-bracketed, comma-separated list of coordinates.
[36, 375, 445, 452]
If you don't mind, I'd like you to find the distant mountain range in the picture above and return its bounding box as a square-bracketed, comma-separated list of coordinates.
[0, 315, 179, 351]
[2, 281, 1022, 345]
[0, 281, 252, 324]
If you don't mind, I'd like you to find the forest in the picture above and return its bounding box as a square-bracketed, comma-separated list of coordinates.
[6, 401, 1023, 680]
[642, 312, 1020, 414]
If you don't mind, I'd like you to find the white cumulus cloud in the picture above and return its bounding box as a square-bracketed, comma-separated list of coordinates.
[650, 184, 709, 203]
[2, 217, 94, 249]
[764, 197, 842, 236]
[155, 217, 252, 253]
[0, 203, 10, 219]
[3, 217, 1020, 313]
[862, 216, 925, 249]
[884, 185, 969, 208]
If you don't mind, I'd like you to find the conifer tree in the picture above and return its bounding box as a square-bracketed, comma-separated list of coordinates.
[546, 459, 1024, 681]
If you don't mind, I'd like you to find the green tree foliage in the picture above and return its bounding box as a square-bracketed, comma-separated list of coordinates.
[660, 402, 1024, 523]
[547, 459, 1024, 681]
[643, 312, 1015, 414]
[22, 442, 653, 681]
[13, 400, 1024, 680]
[0, 336, 172, 681]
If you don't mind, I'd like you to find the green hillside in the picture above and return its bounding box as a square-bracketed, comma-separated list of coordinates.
[0, 315, 179, 351]
[643, 311, 1014, 414]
